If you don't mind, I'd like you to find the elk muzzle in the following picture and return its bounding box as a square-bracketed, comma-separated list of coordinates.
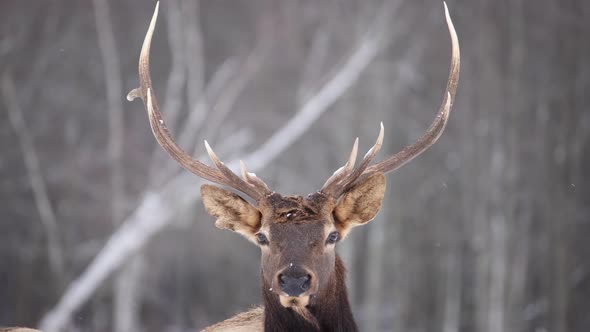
[274, 265, 316, 298]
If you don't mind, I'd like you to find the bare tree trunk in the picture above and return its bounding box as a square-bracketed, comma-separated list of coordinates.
[442, 242, 461, 332]
[488, 214, 506, 332]
[505, 1, 528, 330]
[550, 92, 570, 332]
[92, 0, 139, 331]
[488, 29, 508, 330]
[472, 1, 492, 330]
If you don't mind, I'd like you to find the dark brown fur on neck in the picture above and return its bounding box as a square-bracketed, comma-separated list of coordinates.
[261, 256, 357, 332]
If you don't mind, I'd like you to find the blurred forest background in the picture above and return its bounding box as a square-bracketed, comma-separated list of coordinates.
[1, 0, 589, 331]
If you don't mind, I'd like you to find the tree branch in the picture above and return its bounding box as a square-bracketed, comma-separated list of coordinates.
[92, 0, 125, 226]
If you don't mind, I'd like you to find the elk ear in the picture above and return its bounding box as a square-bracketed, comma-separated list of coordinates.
[333, 173, 386, 238]
[201, 185, 262, 241]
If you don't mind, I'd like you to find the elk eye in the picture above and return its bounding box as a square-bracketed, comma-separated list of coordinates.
[326, 231, 340, 245]
[256, 233, 269, 245]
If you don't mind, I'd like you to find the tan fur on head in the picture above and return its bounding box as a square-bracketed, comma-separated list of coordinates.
[201, 185, 261, 242]
[333, 172, 386, 238]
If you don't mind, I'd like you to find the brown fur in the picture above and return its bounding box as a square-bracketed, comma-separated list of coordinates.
[200, 173, 386, 331]
[258, 192, 334, 224]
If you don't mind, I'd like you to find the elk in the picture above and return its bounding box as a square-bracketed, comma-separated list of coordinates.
[128, 2, 459, 331]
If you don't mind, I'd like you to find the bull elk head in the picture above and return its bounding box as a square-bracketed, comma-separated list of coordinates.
[128, 2, 459, 331]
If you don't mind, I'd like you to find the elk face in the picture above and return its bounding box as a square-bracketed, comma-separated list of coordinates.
[201, 172, 386, 309]
[260, 214, 333, 308]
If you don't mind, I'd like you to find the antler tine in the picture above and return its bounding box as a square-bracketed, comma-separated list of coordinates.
[129, 2, 271, 202]
[322, 123, 384, 197]
[202, 141, 269, 200]
[204, 141, 268, 201]
[364, 2, 460, 175]
[240, 160, 272, 193]
[320, 138, 359, 192]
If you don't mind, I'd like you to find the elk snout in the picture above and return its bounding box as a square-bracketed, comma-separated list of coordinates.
[277, 266, 313, 297]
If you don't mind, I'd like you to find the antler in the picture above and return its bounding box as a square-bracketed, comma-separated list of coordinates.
[321, 2, 460, 199]
[127, 2, 271, 202]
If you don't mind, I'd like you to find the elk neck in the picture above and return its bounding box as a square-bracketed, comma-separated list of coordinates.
[261, 255, 358, 332]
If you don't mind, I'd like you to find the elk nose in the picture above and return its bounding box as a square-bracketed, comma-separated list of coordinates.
[278, 272, 311, 297]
